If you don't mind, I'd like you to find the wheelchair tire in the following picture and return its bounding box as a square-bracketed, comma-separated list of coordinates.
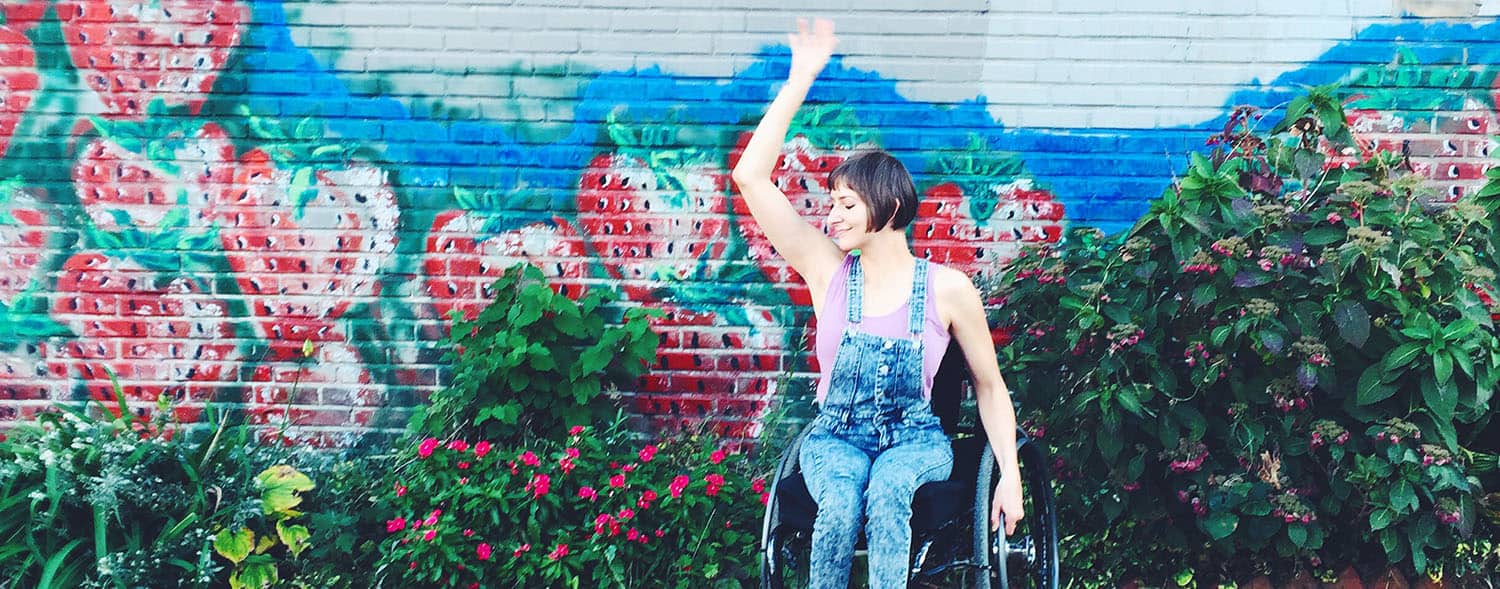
[760, 426, 814, 589]
[973, 435, 1060, 589]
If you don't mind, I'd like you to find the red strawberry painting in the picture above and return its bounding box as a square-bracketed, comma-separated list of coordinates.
[210, 149, 400, 321]
[56, 0, 247, 118]
[73, 121, 235, 232]
[0, 180, 49, 307]
[912, 180, 1064, 274]
[728, 132, 846, 288]
[0, 24, 37, 160]
[49, 252, 241, 407]
[424, 211, 590, 322]
[574, 149, 730, 296]
[632, 304, 786, 437]
[1, 2, 51, 33]
[0, 343, 50, 423]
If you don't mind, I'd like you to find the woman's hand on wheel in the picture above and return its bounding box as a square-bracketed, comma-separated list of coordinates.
[991, 475, 1024, 536]
[788, 18, 837, 81]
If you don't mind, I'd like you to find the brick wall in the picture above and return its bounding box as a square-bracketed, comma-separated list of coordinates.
[0, 0, 1496, 442]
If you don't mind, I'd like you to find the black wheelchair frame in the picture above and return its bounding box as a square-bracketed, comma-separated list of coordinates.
[758, 342, 1060, 588]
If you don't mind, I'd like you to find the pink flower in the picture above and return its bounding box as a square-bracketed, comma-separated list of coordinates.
[710, 450, 727, 464]
[513, 543, 531, 558]
[394, 484, 407, 497]
[565, 447, 580, 459]
[569, 425, 585, 436]
[618, 507, 635, 520]
[457, 461, 470, 470]
[637, 489, 658, 508]
[463, 529, 474, 537]
[751, 478, 766, 493]
[1326, 212, 1342, 224]
[423, 529, 437, 541]
[705, 473, 725, 486]
[654, 529, 664, 538]
[579, 487, 598, 501]
[474, 441, 492, 458]
[547, 543, 570, 560]
[386, 517, 407, 533]
[669, 474, 690, 498]
[559, 457, 576, 474]
[447, 440, 470, 452]
[418, 438, 439, 458]
[531, 474, 551, 497]
[639, 445, 658, 463]
[520, 451, 540, 467]
[627, 528, 641, 541]
[610, 474, 626, 488]
[476, 543, 492, 561]
[423, 509, 442, 527]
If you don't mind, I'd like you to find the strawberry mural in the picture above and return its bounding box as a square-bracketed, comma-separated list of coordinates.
[0, 179, 48, 309]
[0, 343, 49, 423]
[48, 252, 241, 410]
[74, 119, 236, 232]
[1, 2, 50, 33]
[56, 0, 248, 118]
[424, 205, 591, 322]
[0, 23, 37, 161]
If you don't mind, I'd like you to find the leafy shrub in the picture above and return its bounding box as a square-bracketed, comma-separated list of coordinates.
[374, 417, 763, 588]
[991, 87, 1498, 584]
[411, 263, 661, 446]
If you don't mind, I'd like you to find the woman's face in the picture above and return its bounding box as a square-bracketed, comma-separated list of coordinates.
[826, 182, 873, 252]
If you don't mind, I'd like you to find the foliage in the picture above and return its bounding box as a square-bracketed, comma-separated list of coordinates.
[410, 263, 661, 446]
[373, 416, 764, 588]
[990, 86, 1498, 584]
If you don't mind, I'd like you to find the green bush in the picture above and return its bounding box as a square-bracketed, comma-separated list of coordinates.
[373, 417, 763, 588]
[991, 87, 1498, 584]
[410, 263, 661, 446]
[0, 389, 326, 588]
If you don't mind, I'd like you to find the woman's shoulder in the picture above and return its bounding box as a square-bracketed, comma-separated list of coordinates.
[925, 261, 976, 292]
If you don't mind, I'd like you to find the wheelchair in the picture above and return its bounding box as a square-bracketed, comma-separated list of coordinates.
[759, 342, 1060, 588]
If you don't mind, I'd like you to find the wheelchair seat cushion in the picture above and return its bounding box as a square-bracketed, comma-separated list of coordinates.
[774, 472, 972, 533]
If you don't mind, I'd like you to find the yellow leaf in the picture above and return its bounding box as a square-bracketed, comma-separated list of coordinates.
[213, 528, 254, 564]
[257, 465, 315, 515]
[277, 520, 312, 557]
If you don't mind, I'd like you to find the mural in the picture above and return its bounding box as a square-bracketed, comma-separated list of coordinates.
[0, 1, 1496, 442]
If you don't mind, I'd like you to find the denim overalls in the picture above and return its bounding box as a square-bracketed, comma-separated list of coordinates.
[799, 255, 954, 589]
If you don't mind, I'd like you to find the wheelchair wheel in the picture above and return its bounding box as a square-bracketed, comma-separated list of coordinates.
[761, 428, 813, 589]
[972, 436, 1059, 589]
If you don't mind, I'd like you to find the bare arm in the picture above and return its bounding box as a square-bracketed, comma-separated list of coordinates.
[940, 269, 1025, 535]
[730, 18, 845, 295]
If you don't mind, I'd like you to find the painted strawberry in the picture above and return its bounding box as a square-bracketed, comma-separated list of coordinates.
[424, 211, 591, 322]
[575, 146, 730, 297]
[49, 252, 240, 406]
[0, 343, 50, 423]
[0, 24, 37, 161]
[0, 179, 49, 308]
[210, 148, 400, 321]
[632, 304, 787, 437]
[912, 180, 1064, 274]
[73, 120, 235, 232]
[56, 0, 247, 118]
[1, 2, 51, 33]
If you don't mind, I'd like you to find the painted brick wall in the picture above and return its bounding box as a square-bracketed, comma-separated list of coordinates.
[0, 0, 1496, 443]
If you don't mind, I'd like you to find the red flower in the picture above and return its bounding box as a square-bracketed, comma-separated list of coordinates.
[386, 517, 407, 533]
[457, 461, 470, 470]
[463, 529, 474, 537]
[565, 447, 580, 459]
[627, 528, 640, 541]
[569, 425, 585, 436]
[423, 509, 442, 527]
[476, 543, 493, 561]
[394, 484, 408, 497]
[447, 440, 470, 452]
[751, 478, 766, 493]
[417, 438, 439, 458]
[559, 457, 576, 474]
[618, 507, 635, 520]
[474, 441, 492, 458]
[637, 489, 658, 508]
[709, 449, 727, 464]
[610, 474, 626, 488]
[423, 529, 437, 541]
[547, 543, 570, 560]
[531, 474, 551, 497]
[520, 451, 540, 467]
[705, 473, 725, 497]
[512, 543, 531, 558]
[669, 474, 690, 498]
[638, 444, 658, 463]
[579, 486, 598, 501]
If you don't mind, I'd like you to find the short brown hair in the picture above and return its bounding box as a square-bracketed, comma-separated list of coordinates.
[826, 150, 918, 232]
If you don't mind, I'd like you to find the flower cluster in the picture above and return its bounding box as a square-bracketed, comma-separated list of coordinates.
[1162, 440, 1209, 474]
[1308, 420, 1350, 449]
[1181, 250, 1220, 274]
[1372, 418, 1422, 445]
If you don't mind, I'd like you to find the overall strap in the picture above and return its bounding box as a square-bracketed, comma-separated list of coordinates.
[846, 252, 863, 325]
[907, 259, 929, 337]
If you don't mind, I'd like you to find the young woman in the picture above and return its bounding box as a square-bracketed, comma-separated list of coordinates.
[729, 18, 1027, 589]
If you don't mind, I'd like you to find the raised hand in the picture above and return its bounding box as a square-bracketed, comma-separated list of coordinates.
[787, 18, 837, 81]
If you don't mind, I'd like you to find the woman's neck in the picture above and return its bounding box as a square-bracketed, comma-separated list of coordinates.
[856, 230, 915, 279]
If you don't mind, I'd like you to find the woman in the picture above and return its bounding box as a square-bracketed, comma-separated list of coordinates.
[729, 18, 1027, 589]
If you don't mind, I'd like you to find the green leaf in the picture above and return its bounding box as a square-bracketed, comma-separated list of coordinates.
[1288, 523, 1309, 548]
[1434, 352, 1453, 385]
[1356, 364, 1397, 406]
[1332, 301, 1370, 348]
[1391, 480, 1417, 514]
[230, 561, 279, 589]
[1303, 227, 1345, 246]
[1370, 508, 1393, 531]
[214, 527, 254, 565]
[1424, 376, 1458, 422]
[1202, 511, 1238, 540]
[276, 521, 311, 558]
[256, 465, 315, 516]
[1382, 343, 1424, 373]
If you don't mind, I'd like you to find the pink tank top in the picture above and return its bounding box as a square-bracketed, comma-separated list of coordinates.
[814, 255, 951, 404]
